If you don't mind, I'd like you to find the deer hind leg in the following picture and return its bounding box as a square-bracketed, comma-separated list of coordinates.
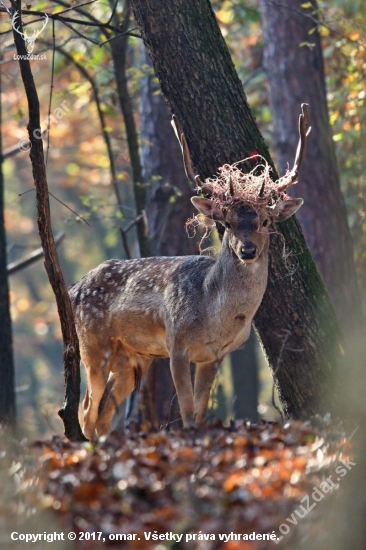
[96, 353, 152, 437]
[194, 360, 220, 425]
[82, 347, 112, 441]
[169, 350, 195, 428]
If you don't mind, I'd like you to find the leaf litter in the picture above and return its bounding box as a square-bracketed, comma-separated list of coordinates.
[1, 418, 352, 549]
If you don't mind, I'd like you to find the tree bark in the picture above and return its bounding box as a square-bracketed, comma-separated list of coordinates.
[139, 46, 197, 424]
[130, 0, 343, 419]
[0, 61, 16, 428]
[12, 4, 85, 441]
[259, 0, 361, 331]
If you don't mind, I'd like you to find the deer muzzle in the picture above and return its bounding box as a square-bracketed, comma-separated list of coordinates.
[241, 242, 257, 261]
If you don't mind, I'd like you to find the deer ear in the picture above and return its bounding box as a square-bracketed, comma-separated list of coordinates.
[270, 198, 303, 223]
[191, 197, 224, 221]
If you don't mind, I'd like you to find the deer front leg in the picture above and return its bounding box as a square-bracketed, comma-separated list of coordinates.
[169, 351, 196, 428]
[194, 360, 220, 425]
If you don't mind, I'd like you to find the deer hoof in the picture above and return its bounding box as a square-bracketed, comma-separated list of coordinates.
[184, 419, 199, 430]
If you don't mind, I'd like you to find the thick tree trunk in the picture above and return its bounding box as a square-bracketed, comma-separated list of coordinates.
[0, 64, 16, 427]
[130, 0, 343, 419]
[259, 0, 361, 331]
[139, 47, 197, 424]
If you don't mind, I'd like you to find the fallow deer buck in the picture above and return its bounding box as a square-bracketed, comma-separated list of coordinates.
[69, 105, 310, 439]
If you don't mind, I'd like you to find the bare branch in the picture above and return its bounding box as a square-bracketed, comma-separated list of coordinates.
[7, 232, 65, 275]
[99, 27, 140, 47]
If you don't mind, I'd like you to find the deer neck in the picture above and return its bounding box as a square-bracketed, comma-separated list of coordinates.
[204, 231, 269, 314]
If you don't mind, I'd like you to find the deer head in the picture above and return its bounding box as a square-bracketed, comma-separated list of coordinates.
[190, 196, 302, 263]
[171, 107, 309, 263]
[12, 11, 49, 54]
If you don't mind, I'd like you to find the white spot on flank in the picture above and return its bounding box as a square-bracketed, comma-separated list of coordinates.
[92, 290, 97, 296]
[105, 272, 112, 279]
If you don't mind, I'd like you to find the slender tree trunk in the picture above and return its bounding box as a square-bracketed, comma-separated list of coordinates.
[12, 4, 84, 441]
[130, 0, 343, 419]
[110, 4, 150, 258]
[0, 61, 16, 427]
[231, 331, 259, 422]
[259, 0, 361, 331]
[139, 46, 197, 424]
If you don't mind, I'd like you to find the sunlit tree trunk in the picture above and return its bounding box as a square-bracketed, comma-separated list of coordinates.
[259, 0, 361, 331]
[130, 0, 343, 419]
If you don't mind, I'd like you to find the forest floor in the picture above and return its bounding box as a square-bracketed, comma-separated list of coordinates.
[1, 418, 352, 550]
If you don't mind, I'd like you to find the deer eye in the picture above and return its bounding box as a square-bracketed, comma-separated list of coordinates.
[225, 222, 231, 229]
[262, 219, 270, 227]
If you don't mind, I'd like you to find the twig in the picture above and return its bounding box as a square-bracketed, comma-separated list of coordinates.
[18, 187, 90, 226]
[107, 0, 118, 25]
[160, 392, 178, 430]
[119, 227, 131, 259]
[57, 0, 97, 15]
[99, 27, 140, 47]
[271, 329, 291, 421]
[50, 0, 111, 33]
[58, 18, 99, 45]
[45, 18, 56, 166]
[7, 232, 65, 275]
[48, 192, 90, 226]
[242, 66, 263, 89]
[0, 3, 120, 32]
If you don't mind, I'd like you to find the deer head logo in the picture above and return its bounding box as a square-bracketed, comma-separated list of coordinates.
[12, 11, 48, 55]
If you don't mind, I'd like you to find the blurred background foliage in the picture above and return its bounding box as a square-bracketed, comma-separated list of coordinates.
[0, 0, 364, 436]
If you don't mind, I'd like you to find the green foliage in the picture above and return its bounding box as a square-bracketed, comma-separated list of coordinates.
[318, 1, 366, 295]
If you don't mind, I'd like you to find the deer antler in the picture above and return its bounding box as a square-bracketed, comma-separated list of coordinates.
[277, 103, 312, 193]
[171, 115, 212, 195]
[258, 180, 265, 198]
[228, 175, 235, 197]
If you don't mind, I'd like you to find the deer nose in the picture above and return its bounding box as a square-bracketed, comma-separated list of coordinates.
[241, 242, 257, 260]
